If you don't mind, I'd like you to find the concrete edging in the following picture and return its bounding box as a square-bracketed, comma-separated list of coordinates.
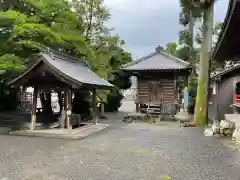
[9, 124, 108, 140]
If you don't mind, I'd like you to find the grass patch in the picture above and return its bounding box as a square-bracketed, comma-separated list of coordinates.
[160, 176, 171, 180]
[139, 118, 156, 124]
[128, 147, 151, 153]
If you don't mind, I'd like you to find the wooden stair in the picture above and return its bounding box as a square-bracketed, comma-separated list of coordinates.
[147, 104, 161, 118]
[140, 103, 180, 121]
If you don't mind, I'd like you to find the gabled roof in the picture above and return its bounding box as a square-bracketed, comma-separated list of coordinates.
[122, 51, 191, 71]
[211, 64, 240, 79]
[212, 0, 240, 61]
[8, 49, 114, 89]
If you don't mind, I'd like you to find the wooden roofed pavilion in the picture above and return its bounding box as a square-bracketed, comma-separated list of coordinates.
[8, 48, 114, 131]
[122, 51, 192, 114]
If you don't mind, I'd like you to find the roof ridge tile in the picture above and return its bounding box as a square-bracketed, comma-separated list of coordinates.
[122, 51, 190, 71]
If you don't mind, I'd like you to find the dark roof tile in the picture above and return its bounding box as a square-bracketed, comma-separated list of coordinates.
[122, 51, 190, 71]
[8, 49, 114, 89]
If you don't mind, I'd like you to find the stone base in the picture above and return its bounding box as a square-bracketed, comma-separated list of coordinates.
[233, 129, 240, 142]
[0, 127, 12, 134]
[224, 114, 240, 129]
[175, 111, 193, 122]
[124, 113, 148, 120]
[9, 123, 108, 140]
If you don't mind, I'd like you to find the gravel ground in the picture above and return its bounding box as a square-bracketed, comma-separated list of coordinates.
[0, 112, 240, 180]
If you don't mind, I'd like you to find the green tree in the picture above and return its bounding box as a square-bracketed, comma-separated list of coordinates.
[0, 0, 94, 114]
[0, 0, 132, 113]
[196, 21, 224, 70]
[179, 0, 202, 64]
[155, 43, 178, 56]
[179, 0, 217, 126]
[165, 42, 178, 56]
[155, 45, 164, 52]
[72, 0, 110, 39]
[0, 0, 92, 64]
[72, 0, 132, 84]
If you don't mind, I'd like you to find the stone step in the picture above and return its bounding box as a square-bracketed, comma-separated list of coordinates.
[224, 114, 240, 128]
[0, 118, 58, 130]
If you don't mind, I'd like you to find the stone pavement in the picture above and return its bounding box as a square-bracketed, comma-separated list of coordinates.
[0, 115, 240, 180]
[9, 123, 108, 140]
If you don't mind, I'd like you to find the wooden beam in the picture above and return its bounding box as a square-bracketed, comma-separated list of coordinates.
[63, 89, 68, 128]
[66, 89, 72, 130]
[136, 76, 139, 112]
[30, 87, 38, 131]
[92, 88, 97, 125]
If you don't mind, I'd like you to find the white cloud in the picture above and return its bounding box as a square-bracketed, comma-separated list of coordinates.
[104, 0, 229, 58]
[105, 0, 177, 13]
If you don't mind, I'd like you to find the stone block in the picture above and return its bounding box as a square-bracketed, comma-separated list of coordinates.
[212, 124, 220, 134]
[232, 129, 240, 142]
[220, 127, 224, 134]
[220, 120, 231, 129]
[204, 128, 213, 136]
[223, 128, 232, 136]
[224, 114, 240, 128]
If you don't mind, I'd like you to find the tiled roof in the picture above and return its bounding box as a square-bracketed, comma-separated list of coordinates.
[8, 49, 114, 89]
[211, 64, 240, 79]
[122, 51, 191, 71]
[212, 0, 240, 61]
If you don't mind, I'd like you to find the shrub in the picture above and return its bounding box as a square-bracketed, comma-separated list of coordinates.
[72, 91, 91, 120]
[104, 89, 123, 112]
[188, 76, 198, 114]
[0, 72, 20, 111]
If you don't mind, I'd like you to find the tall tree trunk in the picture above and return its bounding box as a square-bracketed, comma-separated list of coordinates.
[188, 10, 194, 64]
[85, 0, 94, 39]
[187, 10, 195, 110]
[193, 4, 214, 126]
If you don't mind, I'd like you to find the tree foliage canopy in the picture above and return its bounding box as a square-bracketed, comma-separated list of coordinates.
[0, 0, 133, 112]
[0, 0, 132, 80]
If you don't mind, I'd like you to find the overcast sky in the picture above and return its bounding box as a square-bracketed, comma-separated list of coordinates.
[104, 0, 229, 59]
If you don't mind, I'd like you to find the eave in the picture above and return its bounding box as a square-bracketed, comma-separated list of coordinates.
[212, 0, 240, 61]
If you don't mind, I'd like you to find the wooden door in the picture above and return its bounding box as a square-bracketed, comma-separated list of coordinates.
[149, 81, 163, 103]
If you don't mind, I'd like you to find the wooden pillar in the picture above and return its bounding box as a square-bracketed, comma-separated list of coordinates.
[59, 90, 65, 128]
[135, 103, 139, 112]
[136, 76, 139, 112]
[185, 74, 189, 87]
[63, 89, 68, 128]
[233, 78, 238, 114]
[62, 88, 70, 128]
[92, 88, 97, 124]
[173, 74, 177, 101]
[30, 87, 38, 131]
[100, 103, 105, 117]
[66, 88, 72, 130]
